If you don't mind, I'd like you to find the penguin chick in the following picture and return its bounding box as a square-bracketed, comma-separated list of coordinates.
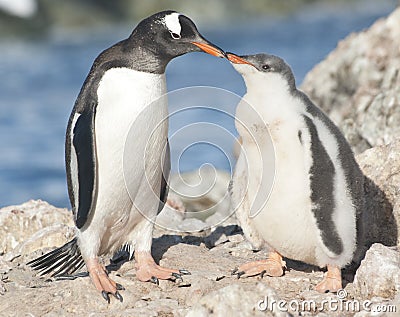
[227, 53, 364, 293]
[28, 11, 225, 302]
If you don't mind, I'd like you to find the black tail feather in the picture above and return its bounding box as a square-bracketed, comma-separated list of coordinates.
[28, 240, 75, 273]
[52, 253, 83, 277]
[107, 243, 134, 271]
[27, 238, 85, 277]
[110, 243, 134, 263]
[30, 248, 73, 273]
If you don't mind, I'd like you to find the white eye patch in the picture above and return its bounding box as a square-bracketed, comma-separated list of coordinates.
[163, 12, 181, 38]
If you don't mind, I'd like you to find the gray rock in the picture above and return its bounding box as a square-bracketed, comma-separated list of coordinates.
[155, 195, 185, 232]
[205, 208, 236, 229]
[0, 200, 74, 258]
[390, 293, 400, 315]
[186, 283, 290, 317]
[204, 224, 243, 248]
[169, 168, 232, 223]
[0, 282, 5, 296]
[353, 243, 400, 299]
[4, 223, 75, 262]
[353, 296, 398, 317]
[356, 139, 400, 247]
[177, 218, 208, 232]
[0, 258, 12, 275]
[301, 8, 400, 154]
[158, 170, 235, 232]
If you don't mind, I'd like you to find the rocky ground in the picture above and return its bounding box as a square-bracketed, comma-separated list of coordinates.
[0, 199, 398, 317]
[1, 6, 400, 317]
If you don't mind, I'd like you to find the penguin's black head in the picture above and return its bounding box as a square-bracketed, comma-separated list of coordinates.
[226, 52, 296, 90]
[129, 11, 225, 61]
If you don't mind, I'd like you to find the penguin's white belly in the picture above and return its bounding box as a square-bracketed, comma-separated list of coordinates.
[232, 74, 357, 269]
[241, 119, 318, 263]
[80, 68, 167, 256]
[251, 140, 318, 262]
[241, 112, 355, 267]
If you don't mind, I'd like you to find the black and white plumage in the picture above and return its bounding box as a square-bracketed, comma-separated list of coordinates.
[28, 10, 224, 302]
[227, 53, 364, 292]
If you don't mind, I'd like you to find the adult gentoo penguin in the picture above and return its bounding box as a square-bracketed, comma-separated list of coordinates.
[28, 10, 225, 302]
[226, 53, 364, 293]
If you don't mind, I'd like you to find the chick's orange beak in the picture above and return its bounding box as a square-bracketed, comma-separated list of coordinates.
[192, 42, 225, 58]
[226, 53, 254, 66]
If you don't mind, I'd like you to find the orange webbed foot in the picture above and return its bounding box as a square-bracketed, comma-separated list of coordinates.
[87, 258, 124, 303]
[315, 265, 342, 293]
[134, 251, 190, 285]
[232, 251, 285, 278]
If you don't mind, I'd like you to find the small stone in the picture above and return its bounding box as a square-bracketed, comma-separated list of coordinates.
[0, 259, 12, 274]
[204, 233, 228, 248]
[353, 243, 400, 299]
[0, 278, 6, 295]
[204, 224, 242, 248]
[177, 218, 208, 232]
[186, 283, 290, 317]
[134, 300, 148, 308]
[156, 210, 184, 231]
[228, 234, 244, 243]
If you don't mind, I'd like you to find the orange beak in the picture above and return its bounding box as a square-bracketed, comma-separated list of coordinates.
[226, 53, 254, 66]
[192, 42, 225, 58]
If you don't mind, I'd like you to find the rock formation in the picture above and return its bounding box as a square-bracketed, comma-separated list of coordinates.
[302, 7, 400, 154]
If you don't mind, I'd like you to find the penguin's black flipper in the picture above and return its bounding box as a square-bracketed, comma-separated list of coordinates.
[27, 238, 85, 277]
[67, 103, 98, 229]
[157, 140, 170, 214]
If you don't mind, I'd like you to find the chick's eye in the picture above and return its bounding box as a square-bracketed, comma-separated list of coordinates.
[262, 64, 271, 70]
[170, 32, 181, 39]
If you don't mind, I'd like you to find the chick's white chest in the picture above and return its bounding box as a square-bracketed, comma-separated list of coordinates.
[234, 83, 318, 261]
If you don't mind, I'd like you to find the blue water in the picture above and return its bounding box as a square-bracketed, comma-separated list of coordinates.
[0, 1, 397, 208]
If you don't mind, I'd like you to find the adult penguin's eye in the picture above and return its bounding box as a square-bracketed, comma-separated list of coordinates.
[170, 32, 181, 39]
[262, 64, 271, 70]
